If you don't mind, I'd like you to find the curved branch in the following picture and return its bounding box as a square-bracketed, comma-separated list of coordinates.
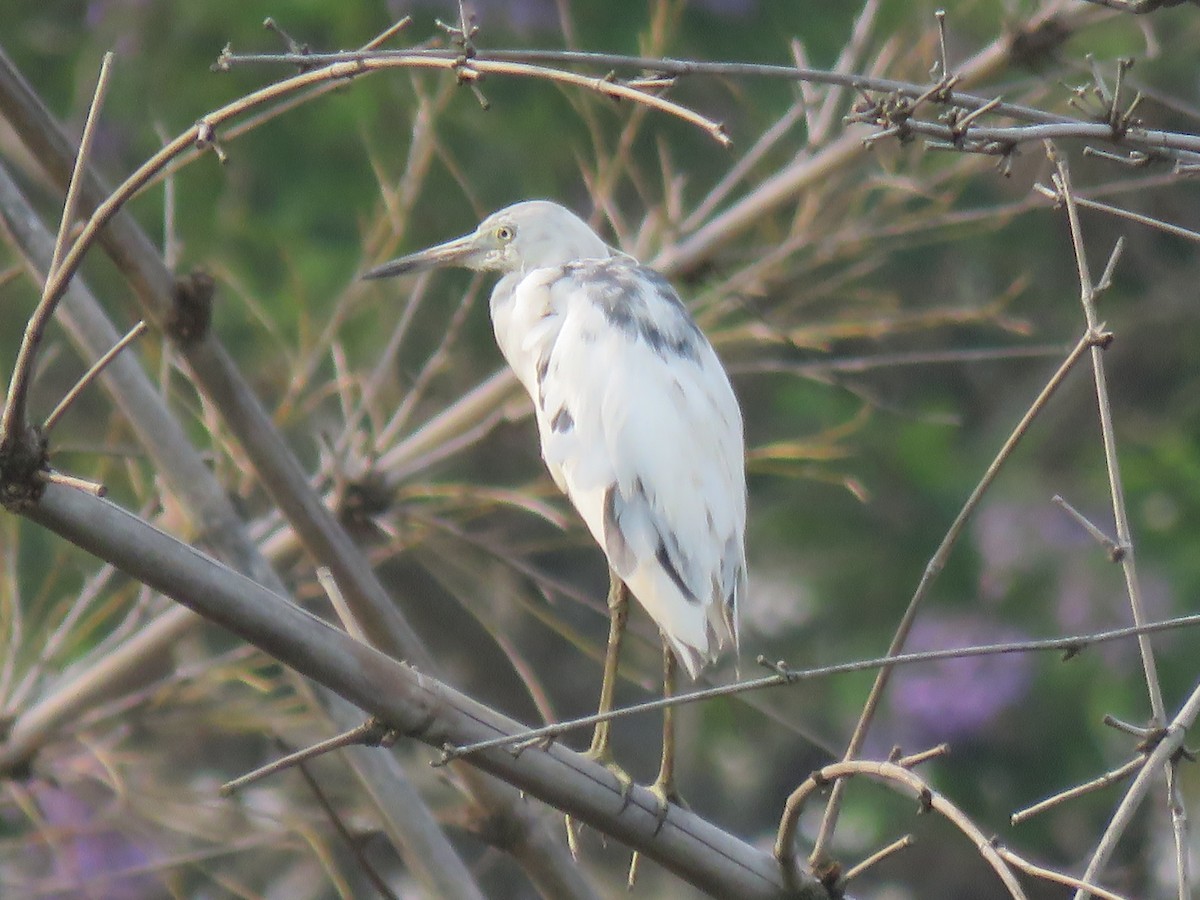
[775, 759, 1026, 899]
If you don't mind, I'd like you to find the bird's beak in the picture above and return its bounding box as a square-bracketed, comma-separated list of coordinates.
[361, 233, 480, 280]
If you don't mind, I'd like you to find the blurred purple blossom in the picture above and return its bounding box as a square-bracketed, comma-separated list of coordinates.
[33, 783, 160, 900]
[883, 614, 1033, 747]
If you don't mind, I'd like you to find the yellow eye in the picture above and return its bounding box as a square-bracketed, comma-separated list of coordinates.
[495, 225, 515, 242]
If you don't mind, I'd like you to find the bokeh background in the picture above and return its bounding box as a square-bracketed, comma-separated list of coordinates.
[3, 1, 1200, 897]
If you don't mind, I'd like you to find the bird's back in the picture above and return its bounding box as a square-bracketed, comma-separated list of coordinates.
[490, 257, 746, 677]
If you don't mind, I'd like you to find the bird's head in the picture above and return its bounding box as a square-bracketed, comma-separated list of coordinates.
[362, 200, 612, 281]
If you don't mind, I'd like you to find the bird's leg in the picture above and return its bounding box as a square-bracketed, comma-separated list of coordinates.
[649, 637, 684, 831]
[583, 571, 633, 798]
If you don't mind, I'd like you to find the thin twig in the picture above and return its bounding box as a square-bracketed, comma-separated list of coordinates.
[36, 469, 106, 496]
[999, 847, 1129, 900]
[1035, 183, 1200, 243]
[42, 320, 149, 434]
[220, 718, 395, 796]
[1011, 755, 1145, 825]
[1103, 714, 1158, 739]
[1052, 494, 1125, 561]
[1048, 145, 1165, 723]
[1, 52, 113, 446]
[841, 834, 914, 883]
[47, 52, 114, 281]
[436, 612, 1200, 765]
[317, 565, 366, 643]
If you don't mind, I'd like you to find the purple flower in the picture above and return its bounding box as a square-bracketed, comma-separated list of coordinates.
[34, 783, 160, 900]
[884, 614, 1034, 746]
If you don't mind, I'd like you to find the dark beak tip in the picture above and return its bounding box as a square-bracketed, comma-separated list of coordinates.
[361, 261, 407, 281]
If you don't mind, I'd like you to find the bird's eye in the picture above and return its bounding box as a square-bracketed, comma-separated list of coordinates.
[495, 225, 515, 242]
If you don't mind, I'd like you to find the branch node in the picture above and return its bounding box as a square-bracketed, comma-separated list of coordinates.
[0, 425, 49, 511]
[1135, 725, 1169, 754]
[916, 786, 934, 814]
[212, 42, 234, 73]
[756, 654, 796, 681]
[194, 120, 228, 164]
[436, 0, 480, 64]
[261, 17, 318, 73]
[166, 269, 215, 346]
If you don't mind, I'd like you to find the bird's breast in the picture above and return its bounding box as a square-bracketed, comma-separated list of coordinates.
[488, 268, 567, 400]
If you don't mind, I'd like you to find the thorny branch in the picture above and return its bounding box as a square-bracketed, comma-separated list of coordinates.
[221, 44, 1200, 166]
[436, 611, 1200, 766]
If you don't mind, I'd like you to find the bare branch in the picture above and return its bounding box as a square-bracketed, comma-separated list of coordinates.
[42, 320, 149, 435]
[776, 758, 1027, 898]
[1048, 145, 1165, 723]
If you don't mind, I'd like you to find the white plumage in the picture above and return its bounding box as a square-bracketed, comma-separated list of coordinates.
[364, 200, 747, 801]
[497, 255, 745, 677]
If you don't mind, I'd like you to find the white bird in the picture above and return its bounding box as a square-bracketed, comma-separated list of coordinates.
[364, 201, 746, 808]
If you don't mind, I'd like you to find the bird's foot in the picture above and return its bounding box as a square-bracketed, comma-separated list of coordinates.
[647, 776, 688, 835]
[582, 745, 635, 806]
[565, 747, 636, 859]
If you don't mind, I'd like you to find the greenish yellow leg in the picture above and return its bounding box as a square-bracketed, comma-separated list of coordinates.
[582, 573, 633, 797]
[649, 638, 683, 830]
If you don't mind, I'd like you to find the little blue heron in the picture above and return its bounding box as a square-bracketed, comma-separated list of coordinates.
[364, 201, 747, 810]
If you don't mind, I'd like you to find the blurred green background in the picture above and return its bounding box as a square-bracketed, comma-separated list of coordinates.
[3, 1, 1200, 897]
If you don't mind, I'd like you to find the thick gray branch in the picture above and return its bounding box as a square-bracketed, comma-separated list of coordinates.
[23, 482, 827, 900]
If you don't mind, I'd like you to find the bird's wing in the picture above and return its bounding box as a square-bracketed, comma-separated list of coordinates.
[513, 260, 746, 675]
